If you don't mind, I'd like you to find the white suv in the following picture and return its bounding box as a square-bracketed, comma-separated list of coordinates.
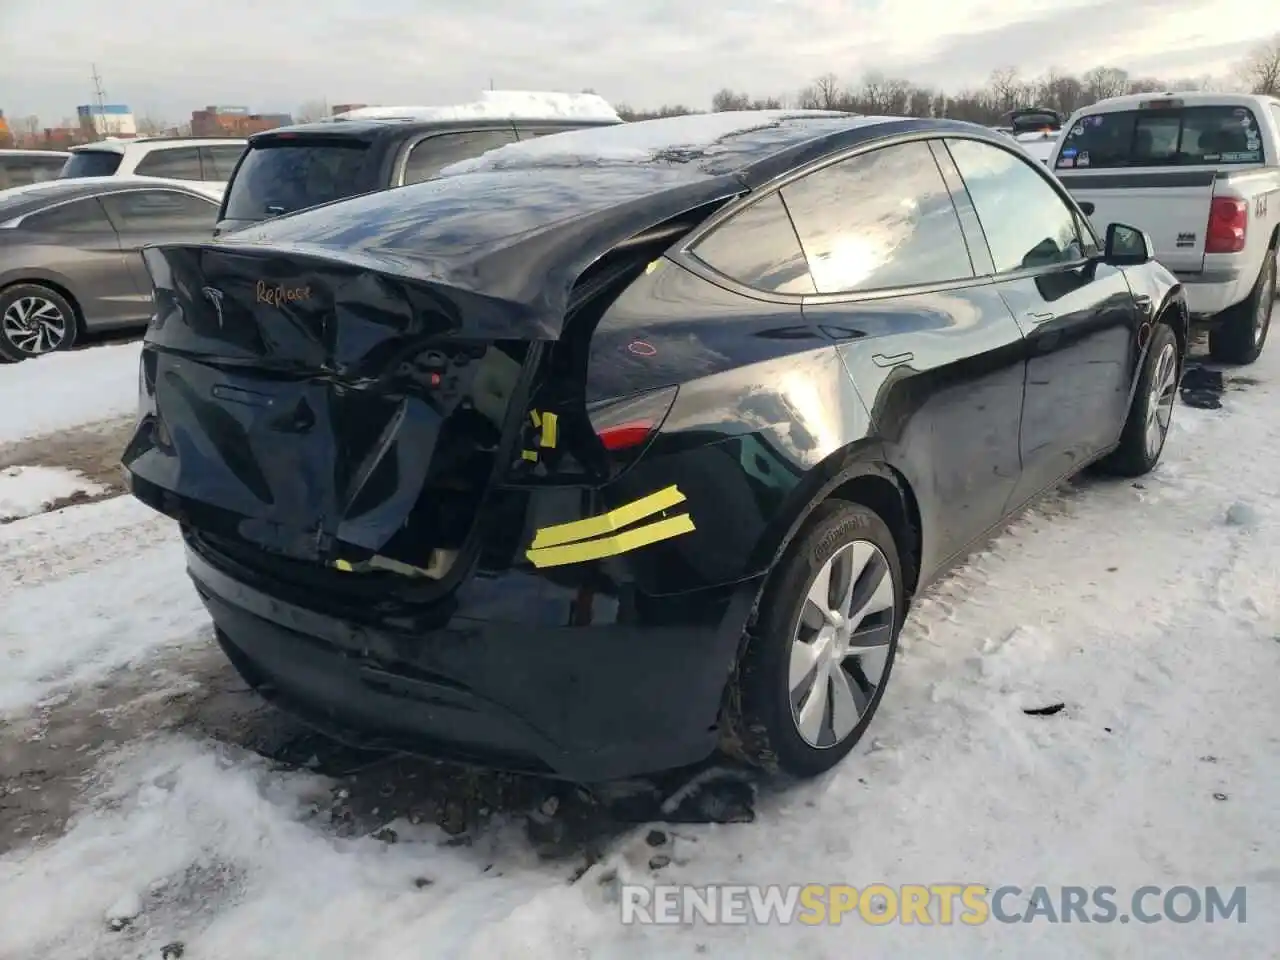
[58, 137, 247, 185]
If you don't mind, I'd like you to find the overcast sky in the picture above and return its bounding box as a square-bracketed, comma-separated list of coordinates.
[0, 0, 1265, 125]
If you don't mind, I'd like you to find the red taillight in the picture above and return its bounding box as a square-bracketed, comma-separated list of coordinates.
[598, 421, 657, 451]
[587, 385, 678, 468]
[1205, 197, 1248, 254]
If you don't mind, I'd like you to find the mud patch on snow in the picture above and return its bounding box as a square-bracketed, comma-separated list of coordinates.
[0, 415, 134, 516]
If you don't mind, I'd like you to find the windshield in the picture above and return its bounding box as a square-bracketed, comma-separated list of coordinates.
[1056, 104, 1264, 169]
[221, 141, 370, 221]
[58, 150, 123, 178]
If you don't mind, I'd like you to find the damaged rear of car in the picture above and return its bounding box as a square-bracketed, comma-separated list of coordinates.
[124, 150, 763, 780]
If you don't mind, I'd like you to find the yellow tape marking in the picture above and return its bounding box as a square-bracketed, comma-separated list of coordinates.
[526, 514, 695, 568]
[529, 485, 686, 549]
[540, 411, 558, 449]
[522, 449, 538, 462]
[334, 559, 353, 572]
[530, 410, 541, 428]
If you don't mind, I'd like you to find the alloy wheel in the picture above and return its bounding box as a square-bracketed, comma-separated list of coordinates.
[1144, 341, 1178, 460]
[1255, 263, 1275, 346]
[2, 295, 68, 355]
[789, 540, 897, 748]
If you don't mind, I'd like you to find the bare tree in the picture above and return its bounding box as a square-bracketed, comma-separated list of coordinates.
[811, 72, 844, 110]
[136, 116, 167, 137]
[988, 67, 1023, 112]
[1083, 66, 1131, 102]
[711, 88, 752, 112]
[1237, 34, 1280, 95]
[296, 100, 330, 122]
[907, 86, 935, 117]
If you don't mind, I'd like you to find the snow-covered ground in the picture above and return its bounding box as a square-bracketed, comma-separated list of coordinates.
[0, 341, 141, 445]
[0, 465, 106, 522]
[0, 337, 1277, 959]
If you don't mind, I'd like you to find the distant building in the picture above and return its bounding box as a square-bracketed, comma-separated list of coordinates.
[76, 103, 137, 137]
[0, 111, 11, 148]
[190, 106, 293, 137]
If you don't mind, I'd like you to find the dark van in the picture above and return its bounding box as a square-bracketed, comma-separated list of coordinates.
[214, 114, 622, 235]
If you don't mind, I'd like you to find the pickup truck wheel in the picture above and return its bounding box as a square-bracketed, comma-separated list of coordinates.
[1208, 252, 1275, 365]
[1098, 323, 1179, 478]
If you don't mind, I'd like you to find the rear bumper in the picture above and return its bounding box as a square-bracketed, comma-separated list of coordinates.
[1174, 267, 1245, 320]
[186, 539, 762, 782]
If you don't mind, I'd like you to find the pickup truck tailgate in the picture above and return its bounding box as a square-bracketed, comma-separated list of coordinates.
[1056, 169, 1216, 273]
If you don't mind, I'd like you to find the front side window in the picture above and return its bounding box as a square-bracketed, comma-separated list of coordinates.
[402, 130, 518, 184]
[947, 138, 1084, 274]
[21, 197, 114, 233]
[1055, 105, 1265, 169]
[133, 147, 203, 180]
[780, 140, 975, 294]
[690, 192, 815, 295]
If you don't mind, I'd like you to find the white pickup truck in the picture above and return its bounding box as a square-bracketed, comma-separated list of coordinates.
[1049, 92, 1280, 363]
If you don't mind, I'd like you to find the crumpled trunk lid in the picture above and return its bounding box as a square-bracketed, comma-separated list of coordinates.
[125, 242, 535, 572]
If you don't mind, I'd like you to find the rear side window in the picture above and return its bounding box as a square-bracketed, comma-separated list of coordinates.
[22, 197, 114, 233]
[199, 144, 246, 180]
[134, 147, 204, 180]
[222, 142, 370, 220]
[690, 192, 815, 295]
[1, 154, 66, 189]
[781, 140, 975, 294]
[401, 129, 517, 184]
[101, 190, 217, 230]
[948, 138, 1084, 274]
[1056, 105, 1264, 169]
[58, 150, 122, 178]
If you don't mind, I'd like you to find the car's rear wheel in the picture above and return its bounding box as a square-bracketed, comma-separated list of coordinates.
[0, 283, 79, 362]
[724, 500, 903, 778]
[1208, 249, 1275, 365]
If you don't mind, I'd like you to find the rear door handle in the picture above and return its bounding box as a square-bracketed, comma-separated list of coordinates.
[1134, 295, 1153, 313]
[1026, 311, 1056, 324]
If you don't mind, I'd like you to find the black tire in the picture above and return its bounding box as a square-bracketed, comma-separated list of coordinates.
[0, 282, 79, 362]
[1097, 323, 1180, 478]
[1208, 250, 1275, 365]
[721, 499, 904, 778]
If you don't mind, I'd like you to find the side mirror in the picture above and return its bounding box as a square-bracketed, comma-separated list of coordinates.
[1104, 222, 1153, 266]
[1078, 200, 1096, 216]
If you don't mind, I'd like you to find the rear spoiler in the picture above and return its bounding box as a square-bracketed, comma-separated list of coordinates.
[144, 172, 742, 347]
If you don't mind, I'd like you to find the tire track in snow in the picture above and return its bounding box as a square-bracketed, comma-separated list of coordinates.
[0, 496, 176, 592]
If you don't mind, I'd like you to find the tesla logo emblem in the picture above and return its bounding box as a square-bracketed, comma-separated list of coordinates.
[202, 286, 225, 327]
[627, 339, 657, 357]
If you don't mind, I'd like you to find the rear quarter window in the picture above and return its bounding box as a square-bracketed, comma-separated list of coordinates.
[690, 192, 816, 295]
[222, 142, 370, 221]
[58, 150, 123, 178]
[401, 129, 517, 184]
[1056, 104, 1265, 169]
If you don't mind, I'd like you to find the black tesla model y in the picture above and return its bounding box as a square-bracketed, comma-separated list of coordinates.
[123, 111, 1188, 782]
